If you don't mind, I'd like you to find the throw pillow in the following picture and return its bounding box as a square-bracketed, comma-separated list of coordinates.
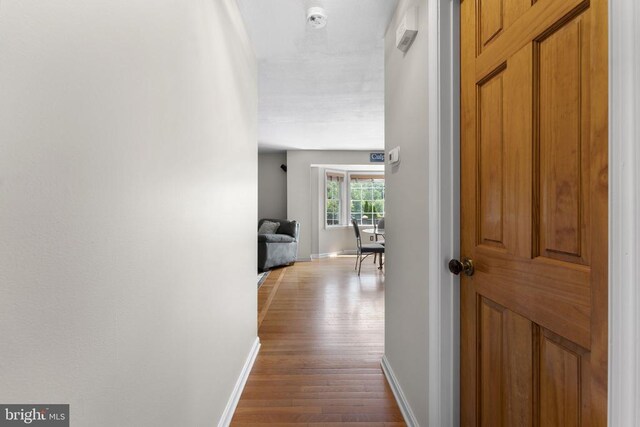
[277, 221, 298, 238]
[258, 220, 280, 235]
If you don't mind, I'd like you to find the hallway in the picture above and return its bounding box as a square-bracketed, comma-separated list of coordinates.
[231, 257, 405, 426]
[1, 0, 636, 425]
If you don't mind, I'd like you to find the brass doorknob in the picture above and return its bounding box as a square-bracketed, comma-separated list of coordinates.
[448, 258, 474, 276]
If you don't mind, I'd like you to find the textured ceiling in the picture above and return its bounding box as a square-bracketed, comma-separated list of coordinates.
[236, 0, 398, 152]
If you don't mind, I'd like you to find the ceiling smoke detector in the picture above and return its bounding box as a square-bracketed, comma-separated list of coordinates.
[307, 7, 327, 29]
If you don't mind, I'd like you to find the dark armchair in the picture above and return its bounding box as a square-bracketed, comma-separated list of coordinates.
[258, 218, 300, 272]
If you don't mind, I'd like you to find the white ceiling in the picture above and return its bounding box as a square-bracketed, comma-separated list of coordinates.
[236, 0, 398, 152]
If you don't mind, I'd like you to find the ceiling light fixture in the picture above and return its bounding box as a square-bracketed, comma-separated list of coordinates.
[307, 7, 327, 29]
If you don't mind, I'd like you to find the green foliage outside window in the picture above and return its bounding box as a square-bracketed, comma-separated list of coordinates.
[326, 180, 341, 226]
[350, 179, 384, 226]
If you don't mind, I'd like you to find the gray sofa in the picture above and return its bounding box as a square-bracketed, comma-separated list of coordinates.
[258, 218, 300, 272]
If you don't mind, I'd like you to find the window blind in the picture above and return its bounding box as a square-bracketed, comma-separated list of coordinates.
[350, 174, 384, 182]
[326, 172, 345, 182]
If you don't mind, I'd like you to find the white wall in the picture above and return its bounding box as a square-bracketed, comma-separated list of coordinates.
[258, 153, 287, 220]
[0, 1, 257, 426]
[318, 226, 358, 256]
[287, 150, 373, 260]
[384, 0, 430, 425]
[311, 167, 321, 255]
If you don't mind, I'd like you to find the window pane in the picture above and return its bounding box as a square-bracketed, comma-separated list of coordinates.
[327, 184, 337, 199]
[350, 185, 362, 200]
[373, 187, 384, 200]
[347, 177, 385, 225]
[326, 175, 344, 226]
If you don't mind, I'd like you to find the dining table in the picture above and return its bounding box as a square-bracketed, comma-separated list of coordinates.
[362, 228, 385, 241]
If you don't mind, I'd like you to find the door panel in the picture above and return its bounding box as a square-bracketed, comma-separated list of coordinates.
[479, 0, 503, 49]
[477, 69, 505, 248]
[460, 0, 607, 424]
[503, 45, 533, 259]
[478, 0, 532, 53]
[478, 298, 505, 426]
[479, 297, 535, 426]
[538, 16, 590, 265]
[540, 332, 583, 426]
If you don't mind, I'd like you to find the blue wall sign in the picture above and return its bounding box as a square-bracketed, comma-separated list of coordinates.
[369, 152, 385, 163]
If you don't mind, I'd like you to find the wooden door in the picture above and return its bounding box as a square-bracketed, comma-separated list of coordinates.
[460, 0, 608, 425]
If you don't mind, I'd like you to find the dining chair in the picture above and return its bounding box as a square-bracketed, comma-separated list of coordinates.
[351, 219, 385, 275]
[372, 217, 385, 264]
[375, 217, 385, 243]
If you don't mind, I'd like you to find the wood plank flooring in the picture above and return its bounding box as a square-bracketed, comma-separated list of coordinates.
[258, 268, 286, 328]
[232, 257, 405, 426]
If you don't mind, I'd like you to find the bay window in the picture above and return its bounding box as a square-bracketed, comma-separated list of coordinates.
[324, 170, 384, 227]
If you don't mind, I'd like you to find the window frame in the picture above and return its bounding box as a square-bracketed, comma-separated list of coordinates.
[323, 170, 385, 228]
[347, 172, 385, 227]
[324, 170, 346, 228]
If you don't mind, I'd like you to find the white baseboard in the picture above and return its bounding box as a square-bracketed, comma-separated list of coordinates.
[311, 251, 345, 259]
[296, 257, 312, 262]
[381, 355, 419, 427]
[311, 252, 333, 259]
[218, 337, 261, 427]
[310, 251, 359, 259]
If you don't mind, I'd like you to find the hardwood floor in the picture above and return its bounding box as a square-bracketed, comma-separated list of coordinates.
[258, 267, 286, 328]
[232, 257, 405, 426]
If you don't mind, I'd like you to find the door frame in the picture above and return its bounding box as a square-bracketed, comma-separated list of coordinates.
[425, 0, 460, 426]
[426, 0, 640, 425]
[608, 0, 640, 425]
